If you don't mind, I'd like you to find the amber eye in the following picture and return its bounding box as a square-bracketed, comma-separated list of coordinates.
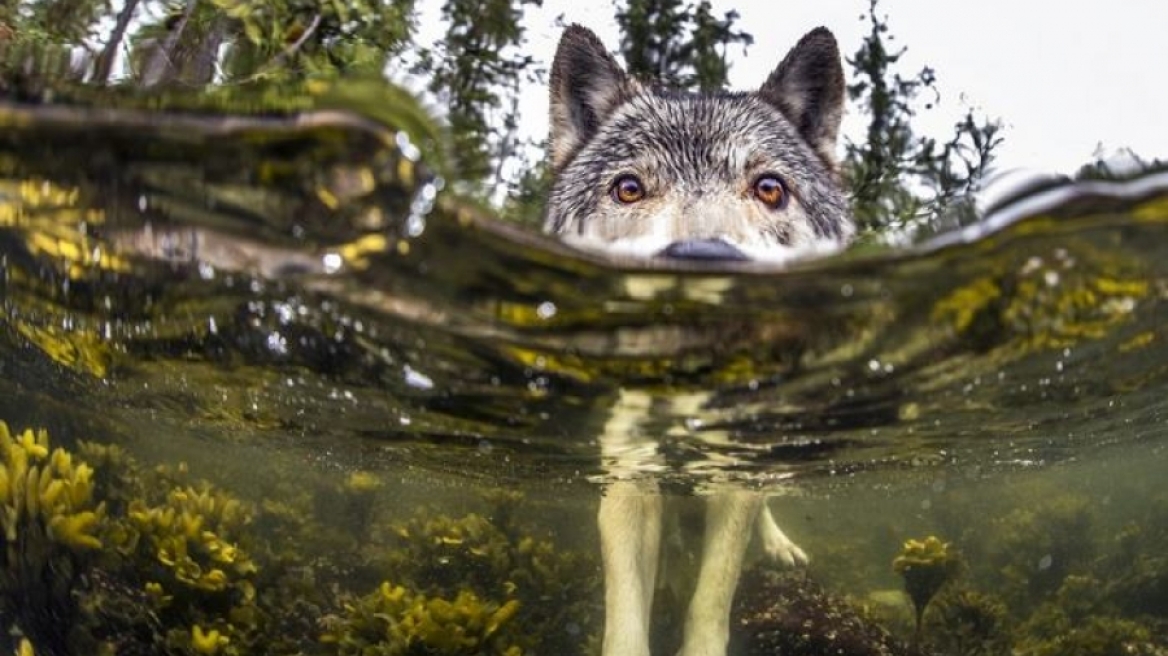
[753, 174, 788, 209]
[611, 174, 646, 204]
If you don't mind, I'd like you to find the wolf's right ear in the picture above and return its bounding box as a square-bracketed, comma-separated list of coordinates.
[549, 25, 631, 170]
[759, 27, 846, 167]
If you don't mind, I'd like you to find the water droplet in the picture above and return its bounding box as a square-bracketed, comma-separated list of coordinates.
[266, 332, 288, 355]
[395, 131, 421, 161]
[322, 252, 343, 274]
[537, 301, 557, 319]
[403, 365, 434, 390]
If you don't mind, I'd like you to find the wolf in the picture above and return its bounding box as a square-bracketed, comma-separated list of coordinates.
[543, 24, 853, 656]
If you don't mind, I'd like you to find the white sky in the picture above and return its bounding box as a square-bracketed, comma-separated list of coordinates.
[411, 0, 1168, 179]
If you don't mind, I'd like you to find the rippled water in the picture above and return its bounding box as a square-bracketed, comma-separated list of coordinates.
[2, 93, 1167, 654]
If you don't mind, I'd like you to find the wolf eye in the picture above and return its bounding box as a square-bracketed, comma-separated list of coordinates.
[753, 174, 788, 209]
[611, 174, 646, 204]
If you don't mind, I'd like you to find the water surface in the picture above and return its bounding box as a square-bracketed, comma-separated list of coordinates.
[1, 94, 1166, 655]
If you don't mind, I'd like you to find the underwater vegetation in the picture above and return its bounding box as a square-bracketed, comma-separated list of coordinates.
[0, 422, 103, 654]
[0, 420, 601, 656]
[730, 567, 909, 656]
[892, 535, 961, 643]
[5, 417, 1168, 656]
[320, 581, 523, 656]
[905, 490, 1168, 656]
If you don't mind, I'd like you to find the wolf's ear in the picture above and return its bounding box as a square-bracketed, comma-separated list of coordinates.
[549, 25, 631, 170]
[759, 27, 846, 165]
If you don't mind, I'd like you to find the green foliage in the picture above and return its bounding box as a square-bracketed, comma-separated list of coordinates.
[411, 0, 541, 195]
[499, 145, 552, 227]
[842, 0, 1002, 236]
[615, 0, 752, 91]
[210, 0, 418, 82]
[0, 0, 419, 88]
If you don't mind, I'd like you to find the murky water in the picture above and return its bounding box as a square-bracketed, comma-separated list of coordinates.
[1, 93, 1166, 655]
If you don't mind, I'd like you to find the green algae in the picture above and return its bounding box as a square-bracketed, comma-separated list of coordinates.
[0, 420, 601, 655]
[892, 535, 962, 641]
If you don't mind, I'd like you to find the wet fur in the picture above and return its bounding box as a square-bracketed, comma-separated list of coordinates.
[544, 24, 852, 656]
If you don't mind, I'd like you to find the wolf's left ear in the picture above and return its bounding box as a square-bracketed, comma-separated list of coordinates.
[549, 25, 632, 170]
[759, 27, 846, 166]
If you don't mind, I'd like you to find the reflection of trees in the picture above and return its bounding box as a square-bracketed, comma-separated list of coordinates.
[932, 243, 1149, 354]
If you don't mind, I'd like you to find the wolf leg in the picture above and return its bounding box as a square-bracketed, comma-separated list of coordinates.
[599, 481, 662, 656]
[678, 490, 761, 656]
[756, 502, 808, 567]
[597, 389, 663, 656]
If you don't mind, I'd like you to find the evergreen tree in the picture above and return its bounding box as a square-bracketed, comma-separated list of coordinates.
[0, 0, 419, 87]
[615, 0, 752, 91]
[412, 0, 543, 197]
[0, 0, 1008, 239]
[842, 0, 1002, 235]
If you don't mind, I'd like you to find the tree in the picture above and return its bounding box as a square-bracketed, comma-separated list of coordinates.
[615, 0, 752, 91]
[412, 0, 543, 197]
[0, 0, 1006, 240]
[0, 0, 419, 88]
[842, 0, 1003, 236]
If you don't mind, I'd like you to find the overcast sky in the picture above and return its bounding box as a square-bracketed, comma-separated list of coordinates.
[415, 1, 1168, 179]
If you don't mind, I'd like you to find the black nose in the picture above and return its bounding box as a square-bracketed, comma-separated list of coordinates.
[658, 238, 748, 261]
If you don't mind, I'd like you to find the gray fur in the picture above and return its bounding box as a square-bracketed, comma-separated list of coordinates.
[544, 27, 851, 656]
[544, 24, 853, 263]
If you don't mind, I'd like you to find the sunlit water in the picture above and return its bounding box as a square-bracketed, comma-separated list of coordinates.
[1, 94, 1166, 655]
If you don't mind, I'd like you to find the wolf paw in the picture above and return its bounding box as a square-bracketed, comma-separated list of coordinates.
[758, 507, 809, 567]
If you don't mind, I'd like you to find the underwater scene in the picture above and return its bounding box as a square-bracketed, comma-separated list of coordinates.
[2, 86, 1168, 656]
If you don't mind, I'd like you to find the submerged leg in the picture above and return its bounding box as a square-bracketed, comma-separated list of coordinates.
[598, 389, 664, 656]
[678, 490, 762, 656]
[599, 481, 662, 656]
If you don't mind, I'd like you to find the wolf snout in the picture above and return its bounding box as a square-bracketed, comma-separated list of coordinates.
[658, 238, 749, 262]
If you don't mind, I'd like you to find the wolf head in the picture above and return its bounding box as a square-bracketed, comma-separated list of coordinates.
[543, 25, 853, 263]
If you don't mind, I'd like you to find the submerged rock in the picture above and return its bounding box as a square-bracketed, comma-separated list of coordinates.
[730, 567, 910, 656]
